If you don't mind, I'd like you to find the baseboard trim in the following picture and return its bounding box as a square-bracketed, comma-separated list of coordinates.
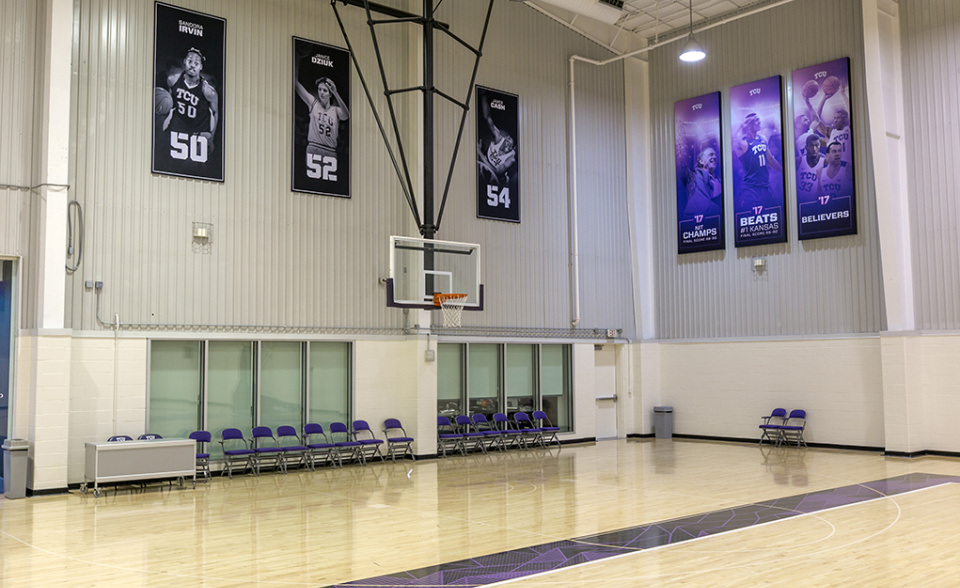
[28, 487, 71, 497]
[884, 449, 960, 459]
[668, 433, 884, 453]
[560, 437, 596, 445]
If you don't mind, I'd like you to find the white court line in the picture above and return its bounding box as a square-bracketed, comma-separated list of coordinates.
[485, 482, 957, 586]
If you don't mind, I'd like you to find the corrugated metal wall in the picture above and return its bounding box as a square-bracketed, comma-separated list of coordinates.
[64, 0, 635, 335]
[649, 0, 884, 339]
[0, 0, 38, 257]
[432, 1, 633, 333]
[901, 0, 960, 331]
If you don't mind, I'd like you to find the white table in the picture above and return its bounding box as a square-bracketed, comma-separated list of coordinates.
[82, 438, 196, 497]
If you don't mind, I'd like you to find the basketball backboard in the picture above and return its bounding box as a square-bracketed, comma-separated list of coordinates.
[387, 236, 483, 310]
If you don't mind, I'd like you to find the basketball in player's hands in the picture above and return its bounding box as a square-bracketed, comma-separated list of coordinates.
[154, 87, 173, 115]
[822, 76, 841, 96]
[802, 80, 820, 99]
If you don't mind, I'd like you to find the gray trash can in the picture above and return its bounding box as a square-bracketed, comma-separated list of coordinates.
[653, 406, 674, 439]
[3, 438, 29, 499]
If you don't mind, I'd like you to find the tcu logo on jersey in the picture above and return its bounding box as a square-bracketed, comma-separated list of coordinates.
[752, 143, 767, 155]
[175, 88, 200, 107]
[749, 88, 761, 96]
[692, 103, 702, 111]
[814, 71, 828, 80]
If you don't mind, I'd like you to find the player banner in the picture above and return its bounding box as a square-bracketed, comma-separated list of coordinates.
[675, 92, 724, 254]
[476, 86, 519, 223]
[152, 2, 225, 182]
[730, 75, 786, 247]
[292, 37, 351, 197]
[792, 58, 856, 240]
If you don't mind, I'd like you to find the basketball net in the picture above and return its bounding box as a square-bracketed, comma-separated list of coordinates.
[435, 293, 467, 328]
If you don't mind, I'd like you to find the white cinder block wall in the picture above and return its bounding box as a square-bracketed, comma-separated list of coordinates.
[918, 335, 960, 451]
[650, 337, 885, 447]
[354, 339, 425, 455]
[36, 331, 960, 488]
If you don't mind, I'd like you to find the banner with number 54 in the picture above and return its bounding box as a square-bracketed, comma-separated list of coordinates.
[476, 86, 519, 223]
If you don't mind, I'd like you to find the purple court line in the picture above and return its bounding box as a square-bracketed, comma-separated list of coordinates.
[323, 473, 960, 587]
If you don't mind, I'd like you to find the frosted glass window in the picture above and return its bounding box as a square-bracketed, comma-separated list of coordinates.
[208, 341, 255, 458]
[437, 343, 463, 416]
[468, 344, 500, 417]
[260, 341, 303, 430]
[308, 342, 350, 428]
[148, 340, 202, 439]
[541, 344, 572, 432]
[506, 344, 536, 417]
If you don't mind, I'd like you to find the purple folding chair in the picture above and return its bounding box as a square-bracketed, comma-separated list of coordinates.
[330, 422, 364, 465]
[189, 430, 212, 481]
[352, 420, 386, 463]
[492, 412, 526, 450]
[304, 423, 340, 468]
[383, 418, 415, 462]
[437, 416, 465, 457]
[759, 408, 787, 446]
[513, 412, 543, 448]
[532, 410, 561, 448]
[219, 428, 256, 478]
[251, 426, 284, 474]
[472, 413, 505, 452]
[277, 425, 310, 472]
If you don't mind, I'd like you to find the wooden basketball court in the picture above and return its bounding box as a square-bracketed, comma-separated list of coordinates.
[2, 439, 959, 586]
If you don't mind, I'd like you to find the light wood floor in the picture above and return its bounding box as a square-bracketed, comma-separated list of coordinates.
[3, 439, 960, 587]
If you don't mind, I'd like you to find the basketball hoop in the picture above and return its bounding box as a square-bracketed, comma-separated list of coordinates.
[434, 293, 468, 328]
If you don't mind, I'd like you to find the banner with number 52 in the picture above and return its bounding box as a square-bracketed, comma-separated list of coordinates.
[476, 86, 520, 223]
[292, 37, 351, 198]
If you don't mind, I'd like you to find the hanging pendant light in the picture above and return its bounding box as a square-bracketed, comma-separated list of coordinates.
[679, 0, 706, 62]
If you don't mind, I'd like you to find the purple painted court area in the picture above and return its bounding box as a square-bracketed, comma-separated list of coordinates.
[325, 473, 960, 587]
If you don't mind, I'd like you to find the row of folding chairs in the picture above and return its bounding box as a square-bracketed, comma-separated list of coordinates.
[191, 419, 415, 478]
[436, 411, 560, 456]
[758, 408, 807, 447]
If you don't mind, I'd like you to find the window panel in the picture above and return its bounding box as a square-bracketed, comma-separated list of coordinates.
[468, 343, 500, 418]
[506, 344, 536, 418]
[260, 341, 303, 430]
[308, 342, 350, 428]
[438, 343, 463, 417]
[148, 340, 202, 439]
[541, 344, 572, 432]
[208, 341, 255, 458]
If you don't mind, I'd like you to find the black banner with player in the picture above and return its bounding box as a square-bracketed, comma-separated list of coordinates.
[476, 86, 519, 223]
[152, 2, 225, 182]
[292, 37, 351, 197]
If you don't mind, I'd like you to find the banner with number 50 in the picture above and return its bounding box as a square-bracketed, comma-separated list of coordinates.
[152, 2, 225, 182]
[476, 86, 519, 223]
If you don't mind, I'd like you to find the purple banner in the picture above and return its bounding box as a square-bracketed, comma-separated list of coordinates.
[730, 76, 786, 247]
[675, 92, 724, 254]
[792, 58, 856, 240]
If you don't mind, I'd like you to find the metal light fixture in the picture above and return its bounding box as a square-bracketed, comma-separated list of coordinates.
[679, 0, 706, 62]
